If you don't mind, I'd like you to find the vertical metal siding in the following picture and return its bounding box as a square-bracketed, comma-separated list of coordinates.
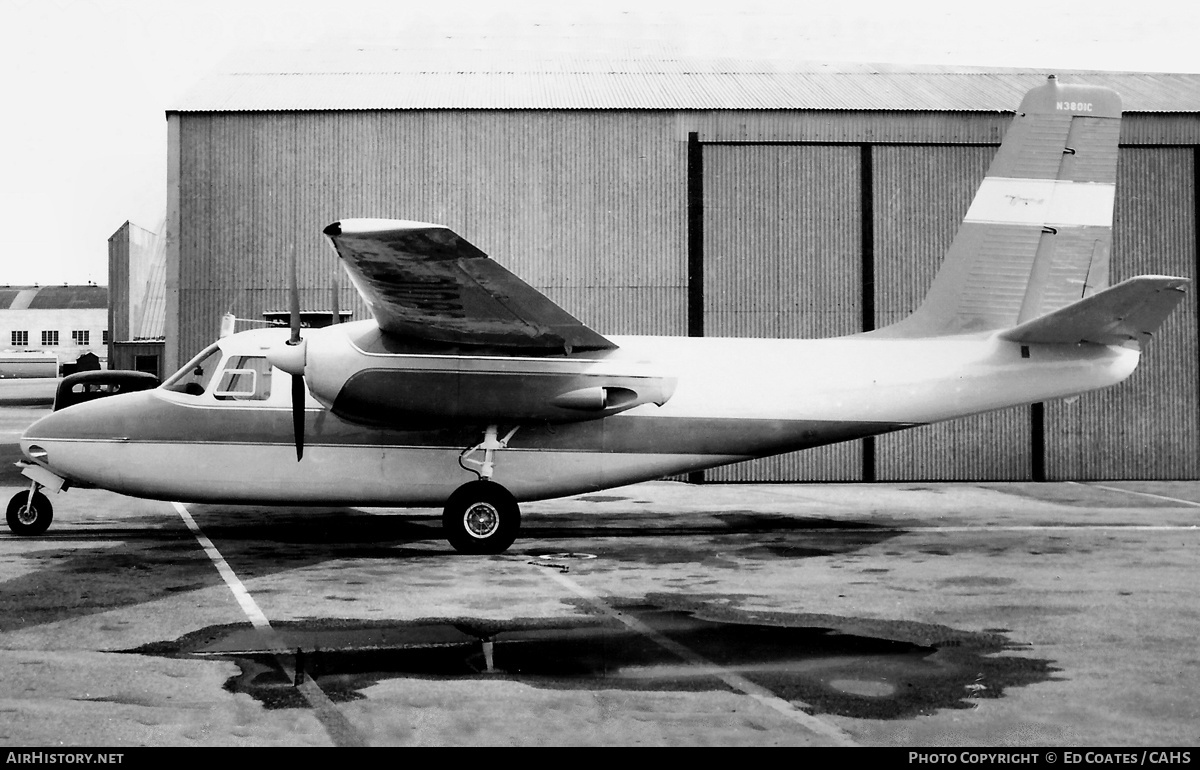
[872, 145, 1033, 480]
[682, 111, 1012, 145]
[175, 110, 687, 364]
[702, 144, 863, 481]
[107, 223, 130, 348]
[1045, 148, 1199, 479]
[463, 112, 687, 335]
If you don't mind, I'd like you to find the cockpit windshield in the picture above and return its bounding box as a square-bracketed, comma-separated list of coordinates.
[162, 343, 223, 396]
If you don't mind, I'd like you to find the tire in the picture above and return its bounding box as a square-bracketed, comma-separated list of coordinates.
[7, 490, 53, 536]
[442, 480, 520, 555]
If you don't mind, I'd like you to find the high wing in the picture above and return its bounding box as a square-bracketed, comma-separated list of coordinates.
[323, 219, 615, 355]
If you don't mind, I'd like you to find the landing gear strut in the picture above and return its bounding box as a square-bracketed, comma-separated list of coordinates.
[7, 483, 53, 536]
[446, 425, 522, 554]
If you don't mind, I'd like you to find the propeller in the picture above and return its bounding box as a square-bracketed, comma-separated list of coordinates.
[266, 249, 344, 461]
[265, 246, 308, 461]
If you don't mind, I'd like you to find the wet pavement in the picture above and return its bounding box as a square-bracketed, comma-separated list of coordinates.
[0, 405, 1198, 746]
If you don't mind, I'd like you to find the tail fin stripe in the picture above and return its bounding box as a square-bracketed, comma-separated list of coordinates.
[963, 178, 1115, 228]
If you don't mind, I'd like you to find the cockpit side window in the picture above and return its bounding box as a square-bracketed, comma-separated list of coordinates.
[214, 356, 273, 401]
[162, 345, 223, 396]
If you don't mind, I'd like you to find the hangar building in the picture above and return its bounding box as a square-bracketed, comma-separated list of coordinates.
[107, 221, 167, 378]
[163, 52, 1200, 482]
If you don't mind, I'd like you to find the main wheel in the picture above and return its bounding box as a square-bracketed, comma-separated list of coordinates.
[442, 480, 520, 555]
[7, 490, 53, 536]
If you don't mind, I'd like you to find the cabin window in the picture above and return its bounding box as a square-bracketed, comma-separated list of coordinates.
[11, 331, 28, 346]
[215, 356, 272, 401]
[162, 344, 223, 396]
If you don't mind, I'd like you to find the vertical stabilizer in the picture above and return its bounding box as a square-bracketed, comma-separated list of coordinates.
[879, 76, 1123, 337]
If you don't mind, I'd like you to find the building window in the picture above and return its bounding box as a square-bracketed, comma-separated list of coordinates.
[72, 330, 90, 346]
[102, 330, 109, 345]
[11, 331, 28, 346]
[41, 331, 59, 346]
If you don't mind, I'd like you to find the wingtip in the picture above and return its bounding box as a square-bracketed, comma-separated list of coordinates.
[325, 218, 447, 237]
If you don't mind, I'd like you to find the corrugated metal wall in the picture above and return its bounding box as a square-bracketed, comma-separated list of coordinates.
[107, 223, 131, 353]
[173, 111, 687, 365]
[702, 145, 864, 481]
[1044, 147, 1199, 479]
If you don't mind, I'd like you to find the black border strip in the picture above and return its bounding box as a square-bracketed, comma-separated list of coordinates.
[860, 144, 877, 482]
[687, 131, 704, 339]
[687, 131, 705, 484]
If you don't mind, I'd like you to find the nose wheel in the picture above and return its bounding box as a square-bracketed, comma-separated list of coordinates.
[443, 480, 520, 554]
[7, 487, 53, 536]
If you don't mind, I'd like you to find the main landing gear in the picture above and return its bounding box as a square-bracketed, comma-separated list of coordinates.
[442, 480, 520, 555]
[7, 483, 54, 536]
[446, 425, 521, 554]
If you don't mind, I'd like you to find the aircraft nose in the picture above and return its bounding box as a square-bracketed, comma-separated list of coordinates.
[20, 389, 159, 463]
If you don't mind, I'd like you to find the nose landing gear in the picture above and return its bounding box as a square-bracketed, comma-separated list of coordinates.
[6, 483, 54, 536]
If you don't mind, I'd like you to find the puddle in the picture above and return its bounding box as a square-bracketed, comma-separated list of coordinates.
[128, 601, 1055, 719]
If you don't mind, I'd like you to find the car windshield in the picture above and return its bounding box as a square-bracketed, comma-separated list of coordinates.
[161, 343, 223, 396]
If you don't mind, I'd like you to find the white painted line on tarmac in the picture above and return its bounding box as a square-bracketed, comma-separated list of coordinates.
[1069, 481, 1200, 508]
[172, 502, 368, 748]
[535, 565, 858, 747]
[172, 502, 272, 628]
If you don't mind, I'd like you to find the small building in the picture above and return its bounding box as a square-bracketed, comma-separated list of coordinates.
[0, 285, 109, 375]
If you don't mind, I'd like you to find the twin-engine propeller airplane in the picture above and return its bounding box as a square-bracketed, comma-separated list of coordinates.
[6, 78, 1191, 554]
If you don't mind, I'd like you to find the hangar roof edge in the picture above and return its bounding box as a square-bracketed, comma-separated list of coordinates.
[170, 63, 1200, 113]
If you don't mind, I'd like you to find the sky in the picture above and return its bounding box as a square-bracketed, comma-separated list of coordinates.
[1, 0, 1197, 287]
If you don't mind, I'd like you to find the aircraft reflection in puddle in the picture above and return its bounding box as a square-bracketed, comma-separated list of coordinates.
[131, 604, 1055, 719]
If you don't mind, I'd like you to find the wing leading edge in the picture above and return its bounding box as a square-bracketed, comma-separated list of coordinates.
[324, 219, 616, 355]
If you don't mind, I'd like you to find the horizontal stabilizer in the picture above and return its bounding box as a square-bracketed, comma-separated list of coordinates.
[999, 276, 1190, 347]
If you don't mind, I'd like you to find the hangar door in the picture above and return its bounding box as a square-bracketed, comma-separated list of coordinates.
[697, 142, 1198, 482]
[702, 145, 864, 481]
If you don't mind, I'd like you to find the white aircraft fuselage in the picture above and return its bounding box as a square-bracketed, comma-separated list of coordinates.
[19, 321, 1137, 506]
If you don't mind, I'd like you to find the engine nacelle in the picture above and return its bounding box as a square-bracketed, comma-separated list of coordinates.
[300, 321, 675, 428]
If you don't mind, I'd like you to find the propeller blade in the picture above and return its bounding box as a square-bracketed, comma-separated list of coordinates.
[288, 244, 302, 345]
[285, 243, 304, 460]
[291, 373, 305, 461]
